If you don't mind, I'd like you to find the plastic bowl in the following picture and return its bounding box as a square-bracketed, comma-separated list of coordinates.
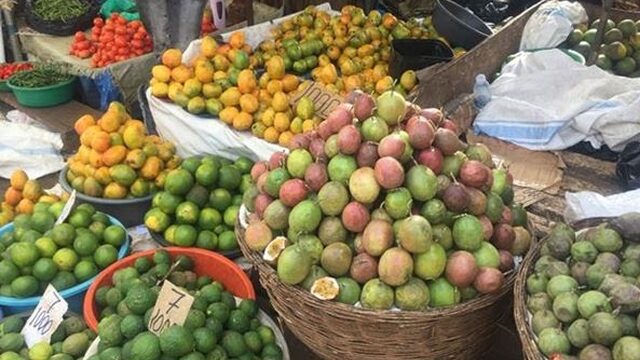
[0, 215, 130, 315]
[83, 247, 255, 331]
[433, 0, 492, 49]
[0, 80, 9, 92]
[59, 167, 153, 227]
[7, 77, 76, 108]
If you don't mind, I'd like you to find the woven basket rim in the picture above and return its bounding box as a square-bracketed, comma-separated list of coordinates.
[513, 218, 609, 360]
[236, 217, 535, 320]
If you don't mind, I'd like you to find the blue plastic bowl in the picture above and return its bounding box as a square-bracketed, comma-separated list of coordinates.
[0, 214, 130, 315]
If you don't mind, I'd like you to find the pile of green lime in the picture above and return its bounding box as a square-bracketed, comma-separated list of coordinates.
[144, 155, 254, 252]
[91, 250, 284, 360]
[0, 313, 95, 360]
[0, 203, 127, 298]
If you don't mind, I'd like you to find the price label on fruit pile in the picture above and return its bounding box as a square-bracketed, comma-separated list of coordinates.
[21, 284, 68, 347]
[290, 81, 343, 119]
[148, 280, 194, 336]
[54, 190, 77, 225]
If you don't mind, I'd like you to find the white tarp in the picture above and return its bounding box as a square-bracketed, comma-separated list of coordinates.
[147, 3, 338, 160]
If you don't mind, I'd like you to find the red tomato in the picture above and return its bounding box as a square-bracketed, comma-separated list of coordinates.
[93, 18, 104, 27]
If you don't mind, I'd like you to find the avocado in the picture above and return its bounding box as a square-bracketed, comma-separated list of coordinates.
[583, 28, 598, 45]
[614, 57, 637, 76]
[618, 19, 638, 38]
[567, 29, 584, 46]
[605, 41, 628, 61]
[573, 41, 592, 59]
[604, 28, 623, 45]
[591, 19, 616, 32]
[596, 54, 613, 70]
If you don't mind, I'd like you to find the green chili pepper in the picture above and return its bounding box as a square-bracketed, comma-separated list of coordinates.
[33, 0, 90, 23]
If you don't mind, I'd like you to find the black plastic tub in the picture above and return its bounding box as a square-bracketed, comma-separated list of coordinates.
[59, 167, 153, 228]
[389, 39, 454, 78]
[433, 0, 493, 49]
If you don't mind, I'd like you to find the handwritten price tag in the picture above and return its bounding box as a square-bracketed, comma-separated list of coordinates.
[147, 280, 194, 336]
[21, 285, 68, 348]
[55, 190, 76, 225]
[289, 81, 343, 119]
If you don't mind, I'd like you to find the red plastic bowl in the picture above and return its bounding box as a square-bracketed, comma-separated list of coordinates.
[83, 247, 255, 331]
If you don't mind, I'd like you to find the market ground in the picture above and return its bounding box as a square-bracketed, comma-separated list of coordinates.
[0, 99, 523, 360]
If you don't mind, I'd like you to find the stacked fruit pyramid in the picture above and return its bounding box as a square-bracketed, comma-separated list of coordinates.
[1, 169, 67, 226]
[240, 89, 532, 310]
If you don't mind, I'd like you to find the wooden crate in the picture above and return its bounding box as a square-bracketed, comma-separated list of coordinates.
[415, 0, 640, 108]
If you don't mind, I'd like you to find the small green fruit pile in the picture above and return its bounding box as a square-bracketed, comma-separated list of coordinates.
[526, 222, 640, 358]
[567, 18, 640, 77]
[0, 314, 95, 360]
[92, 250, 284, 360]
[144, 155, 254, 252]
[0, 203, 127, 298]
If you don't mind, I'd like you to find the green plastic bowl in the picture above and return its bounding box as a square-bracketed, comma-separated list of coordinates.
[7, 76, 76, 108]
[0, 80, 10, 92]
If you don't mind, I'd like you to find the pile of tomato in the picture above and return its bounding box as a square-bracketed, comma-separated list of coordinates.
[0, 63, 33, 80]
[69, 13, 153, 68]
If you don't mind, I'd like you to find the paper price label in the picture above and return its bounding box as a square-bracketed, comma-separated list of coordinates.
[148, 280, 194, 336]
[21, 285, 68, 348]
[290, 81, 343, 119]
[55, 190, 76, 225]
[82, 337, 100, 360]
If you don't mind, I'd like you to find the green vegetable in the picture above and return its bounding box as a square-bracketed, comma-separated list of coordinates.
[33, 0, 90, 23]
[9, 63, 72, 88]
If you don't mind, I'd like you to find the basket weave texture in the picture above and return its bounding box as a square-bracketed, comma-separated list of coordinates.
[25, 0, 100, 36]
[514, 218, 607, 360]
[236, 219, 535, 360]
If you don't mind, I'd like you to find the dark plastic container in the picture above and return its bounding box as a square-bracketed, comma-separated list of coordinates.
[389, 39, 454, 78]
[59, 168, 153, 227]
[433, 0, 493, 49]
[25, 0, 100, 36]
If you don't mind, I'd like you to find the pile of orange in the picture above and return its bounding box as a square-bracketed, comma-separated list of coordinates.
[1, 169, 64, 226]
[66, 102, 179, 199]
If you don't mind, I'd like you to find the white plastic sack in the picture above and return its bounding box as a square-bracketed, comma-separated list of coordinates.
[565, 189, 640, 223]
[520, 1, 588, 51]
[473, 49, 640, 151]
[0, 120, 65, 179]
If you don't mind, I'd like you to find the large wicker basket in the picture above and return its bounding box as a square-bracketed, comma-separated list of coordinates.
[236, 216, 536, 360]
[514, 218, 607, 360]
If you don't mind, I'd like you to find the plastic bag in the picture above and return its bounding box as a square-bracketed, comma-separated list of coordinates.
[100, 0, 139, 21]
[519, 1, 587, 51]
[565, 189, 640, 224]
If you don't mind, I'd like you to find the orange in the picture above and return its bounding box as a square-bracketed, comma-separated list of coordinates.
[195, 61, 215, 83]
[229, 31, 245, 49]
[220, 87, 241, 107]
[261, 108, 275, 127]
[273, 112, 290, 132]
[94, 167, 112, 185]
[201, 36, 218, 58]
[233, 112, 253, 131]
[219, 106, 239, 125]
[239, 94, 259, 114]
[4, 187, 22, 206]
[302, 119, 315, 133]
[263, 127, 279, 143]
[74, 115, 96, 135]
[15, 198, 34, 214]
[102, 145, 127, 166]
[151, 82, 169, 98]
[89, 149, 105, 168]
[266, 80, 283, 95]
[258, 89, 272, 104]
[162, 48, 183, 68]
[90, 131, 111, 152]
[152, 65, 172, 82]
[237, 69, 257, 94]
[281, 74, 300, 93]
[140, 156, 164, 180]
[10, 170, 28, 191]
[98, 112, 121, 133]
[271, 92, 289, 112]
[171, 65, 193, 83]
[266, 55, 285, 80]
[278, 131, 294, 147]
[22, 180, 42, 202]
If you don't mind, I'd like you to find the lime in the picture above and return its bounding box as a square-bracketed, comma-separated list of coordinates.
[53, 248, 79, 271]
[209, 188, 232, 211]
[28, 341, 53, 360]
[10, 275, 39, 297]
[95, 286, 109, 306]
[164, 224, 178, 244]
[223, 205, 240, 227]
[201, 284, 222, 303]
[144, 208, 171, 233]
[174, 224, 198, 247]
[120, 314, 146, 339]
[159, 325, 194, 357]
[175, 201, 200, 225]
[238, 299, 258, 318]
[207, 302, 231, 323]
[176, 255, 194, 270]
[244, 331, 263, 353]
[50, 271, 76, 291]
[336, 277, 361, 305]
[33, 258, 58, 281]
[156, 192, 183, 214]
[13, 214, 32, 229]
[233, 156, 253, 174]
[91, 212, 110, 225]
[218, 165, 242, 191]
[186, 184, 209, 208]
[76, 203, 96, 216]
[48, 201, 66, 219]
[181, 156, 202, 174]
[232, 193, 244, 206]
[34, 237, 58, 258]
[0, 284, 13, 297]
[103, 225, 127, 247]
[257, 325, 276, 345]
[88, 221, 106, 238]
[227, 309, 250, 333]
[197, 275, 212, 288]
[67, 210, 92, 228]
[33, 202, 50, 214]
[239, 174, 252, 194]
[17, 229, 41, 243]
[196, 230, 218, 250]
[261, 343, 283, 359]
[217, 231, 238, 251]
[205, 318, 224, 338]
[30, 212, 55, 233]
[0, 260, 19, 285]
[74, 260, 98, 282]
[94, 244, 118, 269]
[221, 330, 247, 357]
[1, 315, 26, 333]
[134, 257, 152, 273]
[198, 208, 222, 230]
[125, 286, 157, 315]
[106, 287, 123, 307]
[153, 249, 171, 264]
[193, 327, 217, 353]
[195, 163, 219, 187]
[0, 232, 15, 248]
[165, 169, 195, 196]
[208, 346, 228, 360]
[62, 315, 86, 334]
[184, 309, 206, 330]
[51, 223, 76, 247]
[73, 232, 99, 256]
[130, 332, 161, 360]
[250, 318, 260, 330]
[10, 242, 40, 267]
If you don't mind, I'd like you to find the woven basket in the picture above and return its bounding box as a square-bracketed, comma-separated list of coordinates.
[514, 218, 607, 360]
[236, 217, 536, 360]
[614, 0, 639, 11]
